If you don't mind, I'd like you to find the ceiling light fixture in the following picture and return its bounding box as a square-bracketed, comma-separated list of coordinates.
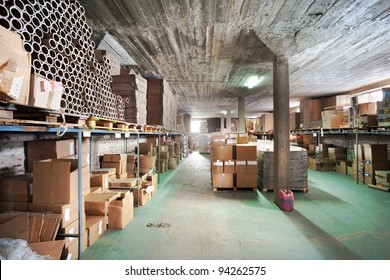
[244, 75, 262, 89]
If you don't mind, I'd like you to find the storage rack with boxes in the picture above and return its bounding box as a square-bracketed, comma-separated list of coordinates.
[0, 124, 184, 260]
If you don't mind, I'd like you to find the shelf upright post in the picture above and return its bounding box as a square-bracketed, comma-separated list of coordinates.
[158, 133, 161, 183]
[355, 131, 359, 185]
[77, 130, 83, 260]
[136, 132, 140, 207]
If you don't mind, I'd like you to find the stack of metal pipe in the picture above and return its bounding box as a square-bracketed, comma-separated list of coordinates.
[0, 0, 125, 120]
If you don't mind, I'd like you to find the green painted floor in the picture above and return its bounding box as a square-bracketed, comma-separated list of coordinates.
[82, 152, 390, 260]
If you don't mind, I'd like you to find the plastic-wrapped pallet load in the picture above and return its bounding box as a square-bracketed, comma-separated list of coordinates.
[199, 133, 211, 154]
[257, 140, 308, 192]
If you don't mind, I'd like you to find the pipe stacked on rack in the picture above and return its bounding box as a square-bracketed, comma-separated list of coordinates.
[0, 0, 125, 120]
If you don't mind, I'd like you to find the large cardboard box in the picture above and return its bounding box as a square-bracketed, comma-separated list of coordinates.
[235, 161, 247, 173]
[359, 102, 377, 115]
[29, 240, 65, 260]
[236, 145, 257, 161]
[236, 173, 257, 188]
[363, 144, 388, 162]
[237, 133, 249, 144]
[86, 215, 106, 246]
[0, 26, 31, 105]
[33, 159, 90, 204]
[246, 161, 258, 174]
[108, 191, 134, 229]
[28, 200, 79, 228]
[212, 174, 233, 188]
[223, 160, 235, 174]
[0, 201, 29, 212]
[0, 174, 33, 202]
[212, 145, 233, 160]
[139, 155, 156, 170]
[322, 111, 343, 129]
[29, 74, 62, 110]
[27, 139, 76, 171]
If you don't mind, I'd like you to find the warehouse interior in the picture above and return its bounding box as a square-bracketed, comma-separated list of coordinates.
[0, 0, 390, 261]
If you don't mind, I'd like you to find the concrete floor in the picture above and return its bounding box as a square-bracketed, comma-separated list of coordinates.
[82, 152, 390, 260]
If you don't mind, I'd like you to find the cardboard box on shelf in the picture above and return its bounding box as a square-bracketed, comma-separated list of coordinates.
[108, 191, 134, 229]
[28, 199, 79, 228]
[27, 139, 76, 171]
[139, 155, 156, 170]
[0, 201, 29, 212]
[33, 159, 89, 204]
[321, 111, 343, 129]
[29, 74, 62, 110]
[0, 212, 29, 241]
[364, 161, 389, 175]
[235, 145, 257, 161]
[101, 161, 125, 176]
[86, 215, 106, 246]
[92, 168, 116, 177]
[237, 133, 249, 144]
[236, 173, 257, 188]
[110, 178, 137, 188]
[102, 154, 127, 163]
[57, 219, 79, 247]
[131, 186, 153, 206]
[169, 157, 177, 170]
[0, 26, 31, 105]
[84, 192, 120, 217]
[146, 173, 158, 196]
[212, 174, 233, 188]
[90, 173, 110, 191]
[328, 147, 345, 161]
[363, 144, 388, 162]
[223, 160, 235, 174]
[0, 174, 33, 202]
[359, 102, 377, 115]
[29, 240, 65, 260]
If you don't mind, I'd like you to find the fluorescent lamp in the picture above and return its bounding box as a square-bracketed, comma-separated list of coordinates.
[244, 76, 262, 88]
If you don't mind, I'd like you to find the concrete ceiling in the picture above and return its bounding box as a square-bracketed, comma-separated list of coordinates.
[79, 0, 390, 118]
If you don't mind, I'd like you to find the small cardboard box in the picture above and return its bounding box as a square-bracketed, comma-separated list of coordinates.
[147, 173, 158, 196]
[28, 199, 79, 228]
[29, 74, 62, 110]
[90, 173, 110, 191]
[235, 161, 247, 173]
[139, 155, 156, 169]
[110, 178, 137, 188]
[246, 161, 258, 174]
[237, 133, 249, 144]
[0, 174, 33, 202]
[132, 186, 152, 206]
[223, 160, 235, 174]
[84, 192, 120, 217]
[212, 174, 233, 188]
[101, 161, 123, 176]
[86, 215, 106, 246]
[33, 159, 89, 204]
[92, 168, 116, 176]
[236, 173, 257, 188]
[108, 191, 134, 229]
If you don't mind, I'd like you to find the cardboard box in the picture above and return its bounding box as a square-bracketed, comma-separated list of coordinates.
[364, 161, 389, 175]
[0, 201, 28, 212]
[0, 174, 33, 202]
[108, 191, 134, 229]
[101, 162, 123, 176]
[58, 219, 79, 247]
[363, 144, 388, 162]
[33, 159, 89, 204]
[212, 174, 233, 188]
[29, 74, 62, 110]
[212, 160, 223, 174]
[246, 161, 258, 174]
[0, 212, 29, 241]
[27, 139, 76, 171]
[235, 161, 247, 173]
[127, 163, 135, 172]
[235, 145, 257, 160]
[132, 186, 152, 206]
[90, 173, 110, 191]
[110, 178, 137, 188]
[84, 192, 120, 217]
[223, 160, 235, 174]
[86, 215, 106, 246]
[236, 173, 257, 188]
[147, 173, 158, 196]
[321, 111, 343, 128]
[359, 102, 377, 115]
[92, 168, 116, 176]
[139, 155, 156, 170]
[29, 240, 65, 260]
[169, 157, 177, 169]
[237, 133, 249, 144]
[212, 145, 233, 160]
[0, 26, 31, 105]
[328, 147, 345, 161]
[102, 154, 127, 162]
[28, 200, 78, 228]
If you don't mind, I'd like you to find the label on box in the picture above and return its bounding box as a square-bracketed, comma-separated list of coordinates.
[69, 141, 75, 155]
[239, 133, 247, 137]
[247, 161, 257, 165]
[67, 254, 72, 260]
[225, 161, 234, 166]
[125, 132, 130, 138]
[86, 153, 90, 165]
[69, 228, 74, 242]
[29, 183, 33, 195]
[7, 76, 24, 100]
[64, 208, 70, 223]
[83, 130, 91, 137]
[115, 133, 121, 139]
[213, 161, 223, 166]
[104, 177, 109, 189]
[226, 139, 236, 144]
[236, 161, 246, 165]
[98, 220, 102, 235]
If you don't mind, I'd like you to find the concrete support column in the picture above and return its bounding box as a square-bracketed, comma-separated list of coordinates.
[220, 116, 224, 133]
[226, 109, 232, 133]
[238, 97, 245, 132]
[273, 55, 290, 199]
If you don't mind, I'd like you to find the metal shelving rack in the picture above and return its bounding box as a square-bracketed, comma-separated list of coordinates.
[0, 124, 184, 259]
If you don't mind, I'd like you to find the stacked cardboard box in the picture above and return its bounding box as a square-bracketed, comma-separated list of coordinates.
[101, 154, 128, 179]
[336, 161, 353, 175]
[374, 170, 390, 189]
[258, 141, 308, 191]
[112, 69, 147, 124]
[363, 144, 389, 185]
[0, 174, 33, 211]
[147, 78, 177, 130]
[321, 110, 343, 129]
[328, 147, 346, 161]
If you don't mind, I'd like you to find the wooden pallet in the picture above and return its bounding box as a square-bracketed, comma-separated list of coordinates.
[128, 123, 144, 132]
[213, 187, 257, 192]
[87, 116, 130, 131]
[368, 184, 390, 192]
[261, 188, 309, 193]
